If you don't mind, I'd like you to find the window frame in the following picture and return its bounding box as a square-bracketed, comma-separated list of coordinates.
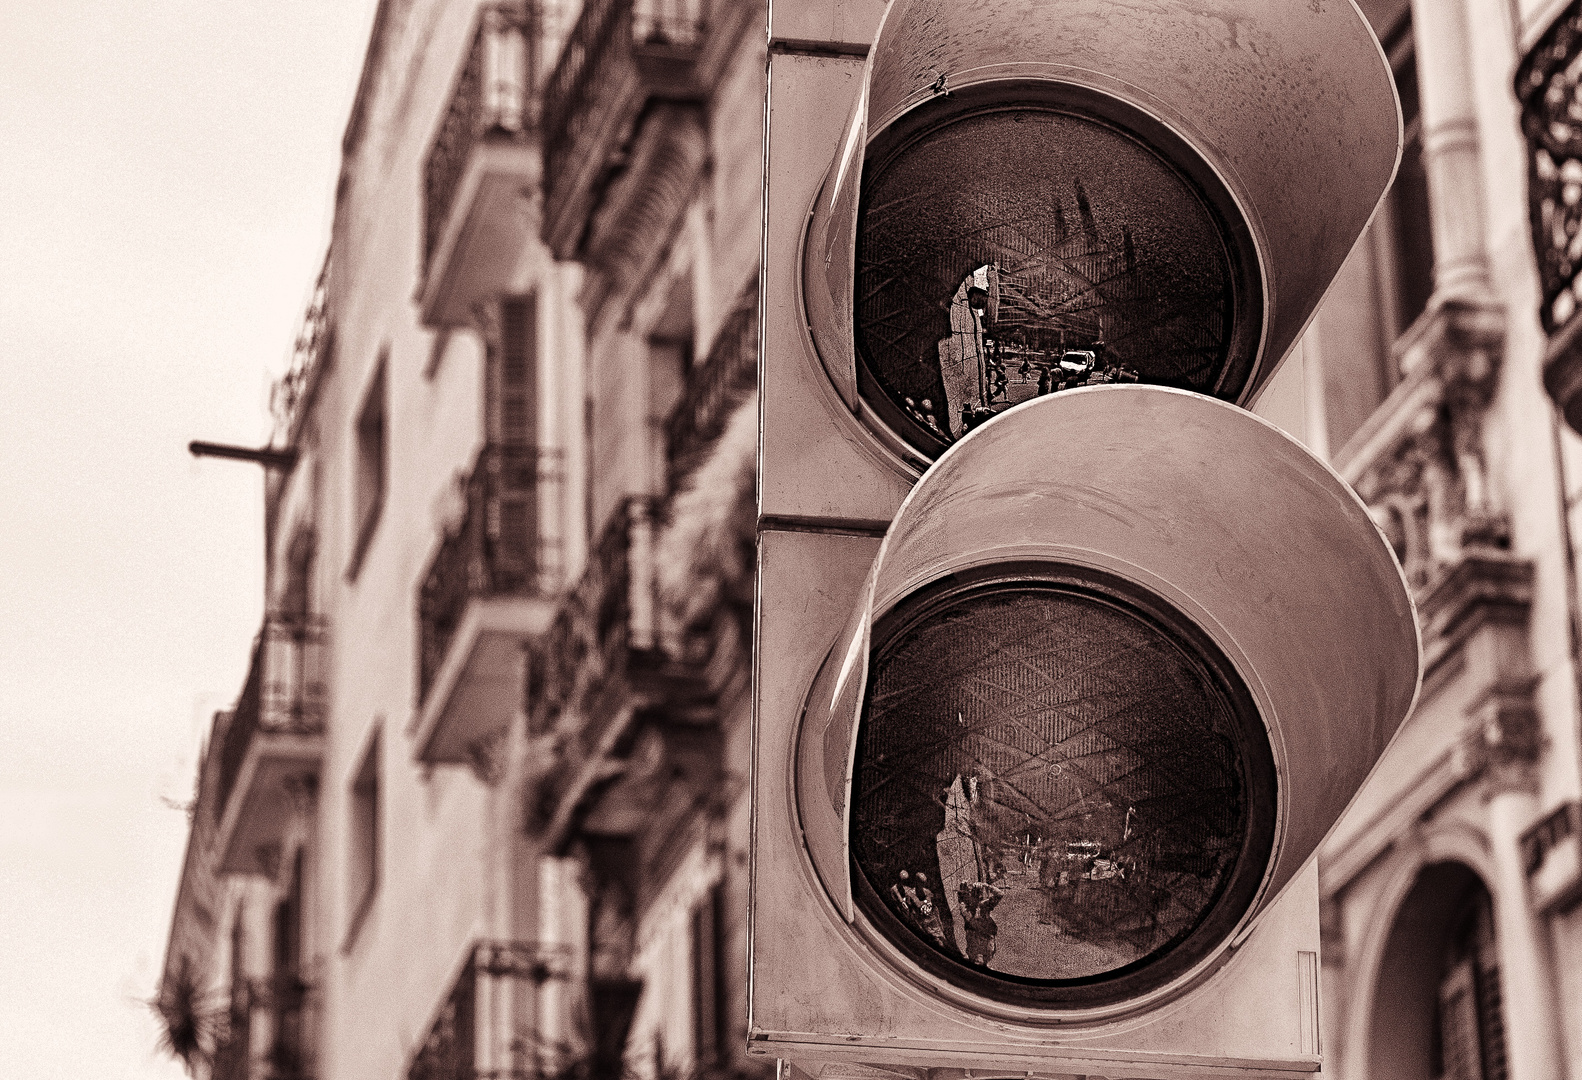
[348, 355, 389, 580]
[343, 726, 382, 951]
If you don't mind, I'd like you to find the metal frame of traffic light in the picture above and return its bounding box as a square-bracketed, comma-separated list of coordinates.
[752, 3, 1418, 1079]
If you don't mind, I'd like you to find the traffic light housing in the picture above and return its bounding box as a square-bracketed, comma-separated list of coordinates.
[753, 2, 1418, 1077]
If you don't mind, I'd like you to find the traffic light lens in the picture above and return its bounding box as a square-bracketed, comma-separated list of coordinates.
[851, 573, 1274, 1004]
[855, 95, 1257, 455]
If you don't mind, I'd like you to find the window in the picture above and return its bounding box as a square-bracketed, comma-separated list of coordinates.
[1433, 890, 1509, 1080]
[491, 298, 540, 581]
[271, 848, 309, 1077]
[1318, 0, 1434, 450]
[349, 357, 388, 579]
[648, 274, 693, 487]
[1368, 863, 1510, 1080]
[493, 297, 538, 449]
[1374, 3, 1434, 339]
[280, 529, 316, 622]
[345, 730, 380, 948]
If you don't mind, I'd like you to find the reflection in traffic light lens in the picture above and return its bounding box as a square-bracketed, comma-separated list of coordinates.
[851, 577, 1272, 999]
[856, 103, 1251, 453]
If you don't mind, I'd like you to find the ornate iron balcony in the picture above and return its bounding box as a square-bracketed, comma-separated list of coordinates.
[419, 444, 560, 706]
[269, 251, 332, 447]
[540, 0, 707, 260]
[214, 616, 328, 818]
[408, 941, 569, 1080]
[528, 496, 661, 739]
[665, 283, 757, 486]
[424, 3, 541, 275]
[1518, 2, 1582, 428]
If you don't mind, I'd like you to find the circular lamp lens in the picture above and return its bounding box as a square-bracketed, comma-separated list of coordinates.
[850, 569, 1275, 1007]
[855, 90, 1260, 458]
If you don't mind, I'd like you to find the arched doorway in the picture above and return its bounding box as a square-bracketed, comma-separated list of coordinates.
[1369, 862, 1509, 1080]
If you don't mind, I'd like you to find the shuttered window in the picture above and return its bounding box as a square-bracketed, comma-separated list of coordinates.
[1434, 891, 1508, 1080]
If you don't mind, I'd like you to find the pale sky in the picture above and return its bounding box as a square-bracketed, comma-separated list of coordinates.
[0, 2, 377, 1074]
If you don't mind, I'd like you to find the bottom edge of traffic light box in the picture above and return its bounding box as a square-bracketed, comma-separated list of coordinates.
[747, 1031, 1321, 1077]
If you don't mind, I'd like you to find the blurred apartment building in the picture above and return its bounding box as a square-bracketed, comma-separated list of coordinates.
[158, 1, 763, 1079]
[158, 2, 1582, 1080]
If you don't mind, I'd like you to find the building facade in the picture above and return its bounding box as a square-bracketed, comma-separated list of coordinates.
[158, 3, 1582, 1080]
[158, 2, 763, 1079]
[1310, 3, 1582, 1080]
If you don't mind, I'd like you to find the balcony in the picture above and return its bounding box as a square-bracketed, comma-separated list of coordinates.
[214, 616, 327, 875]
[270, 251, 333, 448]
[540, 0, 708, 270]
[1518, 4, 1582, 429]
[528, 497, 720, 842]
[408, 941, 569, 1080]
[419, 3, 543, 329]
[413, 445, 562, 773]
[664, 283, 757, 486]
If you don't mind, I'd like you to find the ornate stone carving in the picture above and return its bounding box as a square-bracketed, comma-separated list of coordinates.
[1344, 297, 1508, 593]
[1458, 675, 1545, 794]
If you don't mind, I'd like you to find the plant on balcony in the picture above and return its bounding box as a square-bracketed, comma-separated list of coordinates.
[150, 956, 226, 1076]
[655, 393, 756, 660]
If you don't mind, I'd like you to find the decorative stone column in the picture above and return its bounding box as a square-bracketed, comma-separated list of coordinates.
[1413, 0, 1494, 302]
[1486, 778, 1566, 1080]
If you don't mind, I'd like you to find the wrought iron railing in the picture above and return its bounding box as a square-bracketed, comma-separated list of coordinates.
[1518, 3, 1582, 337]
[215, 616, 329, 816]
[270, 251, 333, 446]
[418, 445, 562, 704]
[529, 497, 660, 735]
[664, 286, 756, 485]
[424, 3, 541, 273]
[541, 0, 707, 236]
[408, 941, 570, 1080]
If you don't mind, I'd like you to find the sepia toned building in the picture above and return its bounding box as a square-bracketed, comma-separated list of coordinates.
[158, 1, 764, 1079]
[157, 2, 1582, 1080]
[1308, 3, 1582, 1080]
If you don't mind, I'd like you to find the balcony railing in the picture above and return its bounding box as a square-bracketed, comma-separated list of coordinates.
[409, 941, 569, 1080]
[424, 4, 540, 275]
[215, 616, 329, 817]
[1519, 5, 1582, 336]
[419, 445, 561, 705]
[269, 251, 333, 447]
[665, 285, 756, 485]
[541, 0, 707, 258]
[1518, 3, 1582, 429]
[529, 497, 660, 738]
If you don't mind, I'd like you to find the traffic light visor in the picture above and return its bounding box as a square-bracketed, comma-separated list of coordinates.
[802, 0, 1401, 462]
[792, 387, 1420, 1014]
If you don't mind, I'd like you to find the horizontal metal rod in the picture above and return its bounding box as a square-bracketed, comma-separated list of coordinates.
[187, 440, 298, 470]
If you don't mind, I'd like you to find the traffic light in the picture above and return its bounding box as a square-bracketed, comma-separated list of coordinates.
[752, 2, 1418, 1079]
